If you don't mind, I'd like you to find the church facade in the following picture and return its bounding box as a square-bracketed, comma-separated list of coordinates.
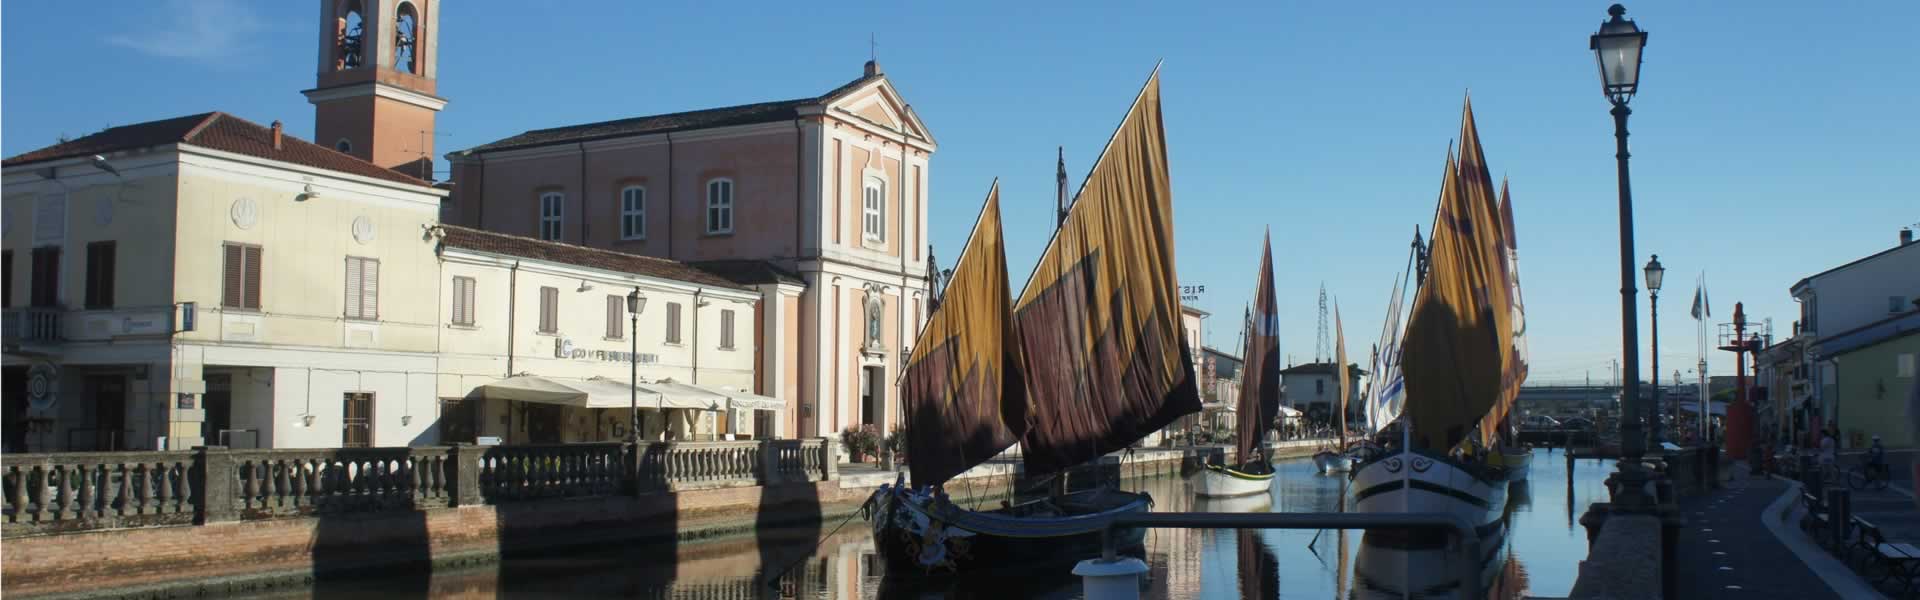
[440, 61, 936, 447]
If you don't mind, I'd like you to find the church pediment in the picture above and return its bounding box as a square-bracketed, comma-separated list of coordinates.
[827, 80, 934, 148]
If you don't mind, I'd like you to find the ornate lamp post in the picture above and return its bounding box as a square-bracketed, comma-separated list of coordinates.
[1645, 255, 1666, 445]
[626, 289, 648, 443]
[1592, 3, 1652, 506]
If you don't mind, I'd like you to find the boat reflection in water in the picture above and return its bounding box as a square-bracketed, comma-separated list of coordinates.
[1193, 492, 1273, 514]
[1354, 515, 1512, 600]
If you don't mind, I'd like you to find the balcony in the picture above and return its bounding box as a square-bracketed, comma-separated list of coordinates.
[2, 308, 62, 345]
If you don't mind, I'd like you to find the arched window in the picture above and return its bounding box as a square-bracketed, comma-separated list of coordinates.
[862, 177, 886, 243]
[620, 186, 646, 240]
[539, 192, 564, 241]
[393, 2, 420, 74]
[335, 0, 365, 70]
[335, 139, 353, 154]
[706, 179, 733, 234]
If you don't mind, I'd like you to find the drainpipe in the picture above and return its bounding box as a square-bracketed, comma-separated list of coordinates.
[691, 288, 704, 384]
[578, 142, 589, 243]
[795, 118, 806, 256]
[506, 260, 520, 444]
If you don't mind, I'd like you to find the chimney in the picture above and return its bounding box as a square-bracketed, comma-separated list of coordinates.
[1902, 228, 1914, 246]
[864, 60, 882, 77]
[271, 121, 284, 151]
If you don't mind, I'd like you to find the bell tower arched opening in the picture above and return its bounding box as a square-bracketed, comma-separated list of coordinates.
[305, 0, 446, 181]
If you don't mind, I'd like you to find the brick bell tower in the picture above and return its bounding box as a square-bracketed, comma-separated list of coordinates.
[304, 0, 446, 180]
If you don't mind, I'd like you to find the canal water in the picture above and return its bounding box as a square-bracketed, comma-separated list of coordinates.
[248, 453, 1617, 599]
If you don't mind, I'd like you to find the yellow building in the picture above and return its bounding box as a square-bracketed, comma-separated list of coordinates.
[3, 113, 447, 451]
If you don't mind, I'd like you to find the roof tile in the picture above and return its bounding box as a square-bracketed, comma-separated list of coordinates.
[3, 112, 431, 187]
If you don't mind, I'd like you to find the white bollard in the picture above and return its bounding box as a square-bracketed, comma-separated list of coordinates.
[1073, 557, 1148, 600]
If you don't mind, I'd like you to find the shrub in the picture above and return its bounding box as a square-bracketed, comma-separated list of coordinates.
[841, 426, 878, 458]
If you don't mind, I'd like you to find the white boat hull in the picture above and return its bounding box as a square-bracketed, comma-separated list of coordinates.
[1189, 465, 1273, 498]
[1499, 448, 1532, 481]
[1194, 492, 1273, 513]
[1350, 449, 1508, 534]
[1314, 450, 1355, 474]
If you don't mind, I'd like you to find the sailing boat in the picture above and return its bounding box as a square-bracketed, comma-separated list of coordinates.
[867, 67, 1202, 574]
[1314, 303, 1357, 474]
[1350, 98, 1516, 535]
[1193, 232, 1281, 497]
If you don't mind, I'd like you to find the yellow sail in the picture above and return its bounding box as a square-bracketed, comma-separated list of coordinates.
[1010, 66, 1203, 475]
[1399, 98, 1514, 450]
[900, 182, 1024, 487]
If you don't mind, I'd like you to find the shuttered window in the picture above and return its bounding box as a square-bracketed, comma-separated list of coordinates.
[29, 247, 59, 308]
[451, 276, 476, 325]
[605, 294, 624, 339]
[539, 192, 564, 241]
[2, 250, 12, 308]
[221, 243, 262, 310]
[665, 302, 683, 344]
[539, 286, 559, 333]
[344, 256, 379, 320]
[620, 187, 646, 240]
[342, 392, 374, 448]
[720, 309, 736, 350]
[84, 242, 116, 309]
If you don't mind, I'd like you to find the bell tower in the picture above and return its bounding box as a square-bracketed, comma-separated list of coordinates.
[304, 0, 446, 180]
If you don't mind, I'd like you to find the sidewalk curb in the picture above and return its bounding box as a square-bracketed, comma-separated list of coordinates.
[1761, 479, 1888, 600]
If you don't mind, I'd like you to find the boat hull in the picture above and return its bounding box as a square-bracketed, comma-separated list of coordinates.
[1190, 464, 1274, 497]
[1313, 450, 1355, 474]
[1497, 448, 1532, 481]
[866, 484, 1151, 576]
[1353, 515, 1511, 599]
[1194, 492, 1273, 513]
[1349, 449, 1509, 537]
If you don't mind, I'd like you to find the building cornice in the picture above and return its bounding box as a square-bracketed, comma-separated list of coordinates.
[177, 144, 446, 204]
[438, 246, 759, 302]
[302, 81, 450, 112]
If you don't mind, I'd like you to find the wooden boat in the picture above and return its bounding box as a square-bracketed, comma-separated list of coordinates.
[1193, 463, 1274, 497]
[1190, 230, 1282, 498]
[870, 68, 1201, 576]
[1494, 446, 1532, 481]
[1352, 100, 1524, 534]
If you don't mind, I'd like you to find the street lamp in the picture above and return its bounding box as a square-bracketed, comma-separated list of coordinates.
[1592, 3, 1652, 507]
[1645, 255, 1665, 445]
[626, 289, 648, 443]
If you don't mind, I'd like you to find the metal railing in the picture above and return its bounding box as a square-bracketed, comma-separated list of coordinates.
[1097, 511, 1483, 599]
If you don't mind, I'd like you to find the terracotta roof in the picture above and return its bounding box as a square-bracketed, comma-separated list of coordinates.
[2, 112, 431, 187]
[455, 74, 883, 155]
[436, 225, 748, 290]
[692, 259, 805, 287]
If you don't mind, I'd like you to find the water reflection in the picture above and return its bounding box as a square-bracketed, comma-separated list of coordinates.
[234, 454, 1618, 599]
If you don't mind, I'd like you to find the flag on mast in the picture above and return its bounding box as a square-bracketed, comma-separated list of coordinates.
[1691, 273, 1711, 320]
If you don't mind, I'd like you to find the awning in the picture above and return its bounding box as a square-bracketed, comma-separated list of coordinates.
[702, 385, 784, 412]
[477, 376, 658, 409]
[635, 380, 728, 412]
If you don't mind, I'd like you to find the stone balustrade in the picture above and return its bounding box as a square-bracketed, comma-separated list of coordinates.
[0, 438, 833, 538]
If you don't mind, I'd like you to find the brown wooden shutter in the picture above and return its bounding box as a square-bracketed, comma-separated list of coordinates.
[2, 250, 12, 308]
[456, 276, 472, 323]
[98, 242, 114, 308]
[605, 295, 619, 338]
[222, 244, 243, 308]
[361, 258, 379, 319]
[666, 302, 682, 343]
[540, 286, 558, 333]
[721, 309, 735, 349]
[242, 245, 262, 309]
[85, 242, 116, 309]
[30, 247, 59, 308]
[344, 258, 364, 318]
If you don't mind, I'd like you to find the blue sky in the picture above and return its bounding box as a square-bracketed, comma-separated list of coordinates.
[6, 1, 1916, 384]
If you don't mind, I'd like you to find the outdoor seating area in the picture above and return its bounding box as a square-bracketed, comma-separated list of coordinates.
[1789, 474, 1920, 598]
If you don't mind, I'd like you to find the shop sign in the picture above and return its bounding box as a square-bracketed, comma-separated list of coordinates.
[555, 337, 658, 364]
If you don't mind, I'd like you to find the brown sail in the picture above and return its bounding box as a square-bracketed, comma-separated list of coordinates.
[1455, 100, 1519, 447]
[1011, 67, 1203, 476]
[1480, 178, 1531, 441]
[1236, 232, 1281, 464]
[900, 182, 1025, 487]
[1399, 101, 1512, 451]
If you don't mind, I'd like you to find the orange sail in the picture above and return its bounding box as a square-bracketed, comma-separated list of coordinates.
[900, 182, 1025, 487]
[1010, 67, 1203, 476]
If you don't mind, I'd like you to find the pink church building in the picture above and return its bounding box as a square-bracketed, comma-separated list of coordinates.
[442, 61, 936, 446]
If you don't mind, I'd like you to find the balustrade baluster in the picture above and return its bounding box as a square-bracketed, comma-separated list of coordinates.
[5, 467, 22, 523]
[77, 464, 97, 519]
[49, 465, 70, 521]
[155, 463, 172, 514]
[112, 463, 130, 517]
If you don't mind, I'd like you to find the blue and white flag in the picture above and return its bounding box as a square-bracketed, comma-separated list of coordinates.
[1366, 272, 1408, 433]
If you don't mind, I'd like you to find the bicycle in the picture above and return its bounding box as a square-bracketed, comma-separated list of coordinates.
[1847, 462, 1891, 491]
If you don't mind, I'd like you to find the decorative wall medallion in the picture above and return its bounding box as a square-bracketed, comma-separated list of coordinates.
[229, 198, 258, 229]
[94, 196, 113, 226]
[352, 216, 376, 244]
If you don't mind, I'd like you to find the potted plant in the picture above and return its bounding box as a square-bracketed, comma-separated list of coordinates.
[841, 426, 877, 463]
[882, 423, 909, 470]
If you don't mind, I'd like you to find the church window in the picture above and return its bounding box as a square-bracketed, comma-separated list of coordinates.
[539, 192, 564, 241]
[335, 0, 365, 70]
[863, 177, 885, 243]
[620, 186, 646, 240]
[393, 2, 420, 74]
[706, 178, 733, 234]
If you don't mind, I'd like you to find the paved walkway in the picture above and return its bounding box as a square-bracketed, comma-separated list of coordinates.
[1675, 465, 1878, 599]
